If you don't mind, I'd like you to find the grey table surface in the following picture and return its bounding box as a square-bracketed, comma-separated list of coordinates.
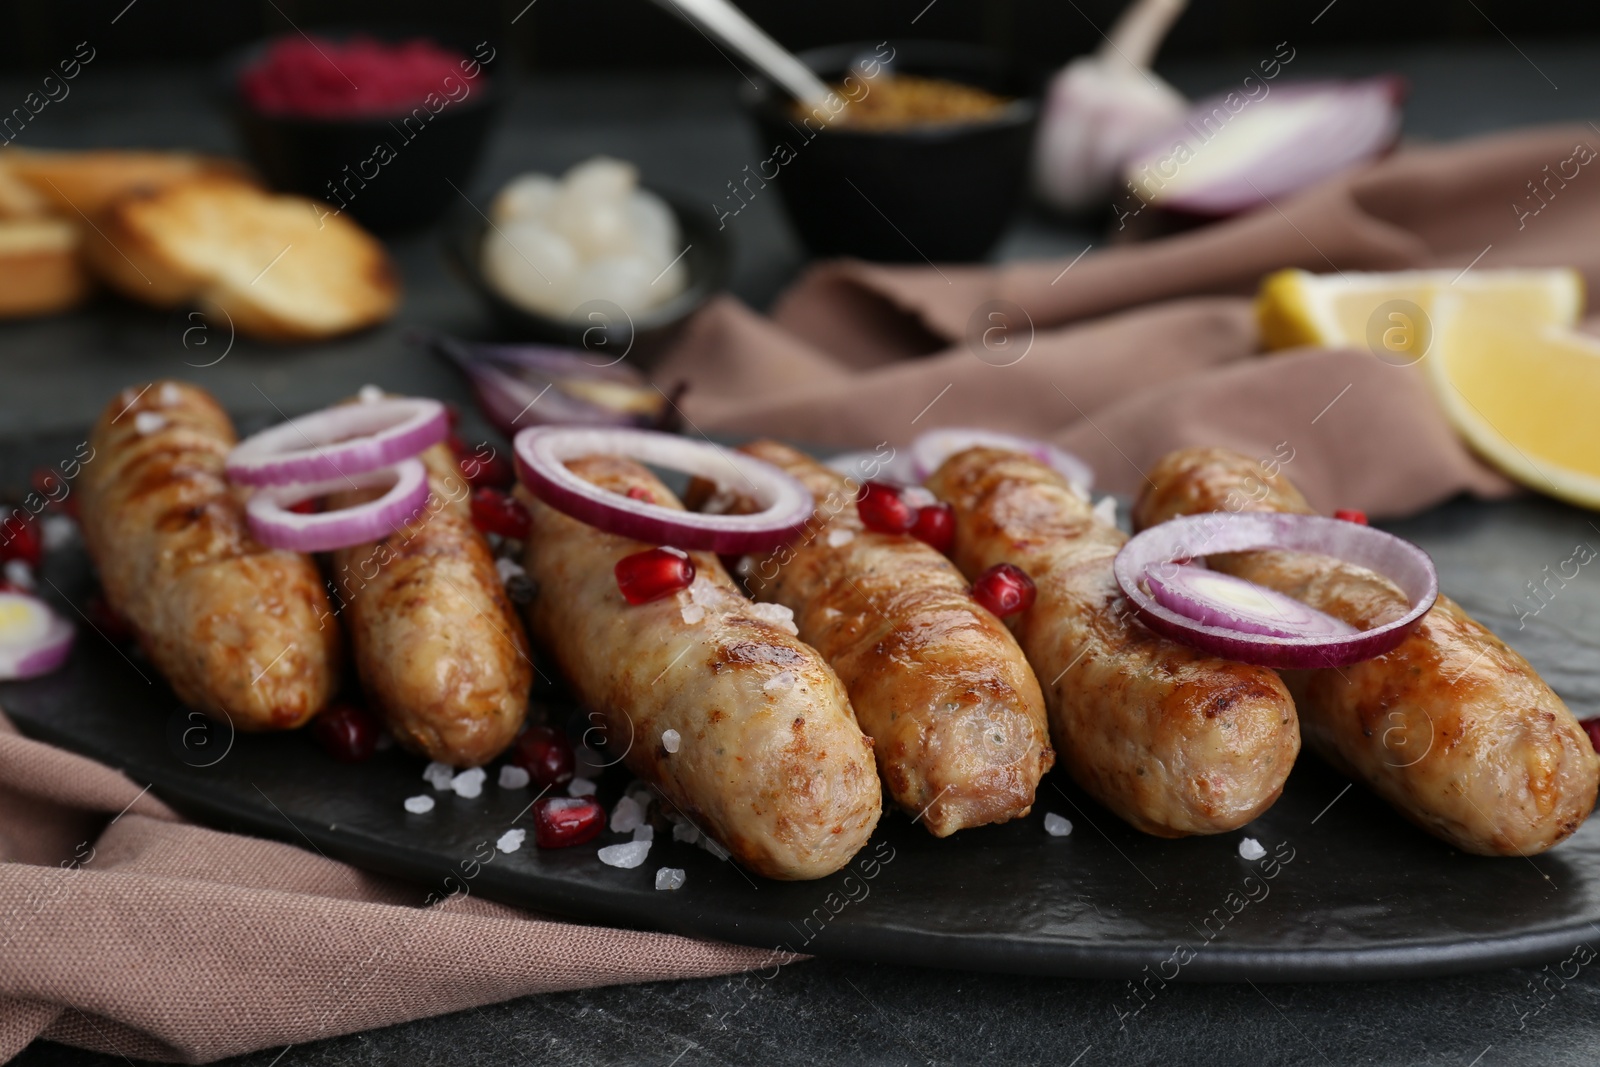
[9, 35, 1600, 1067]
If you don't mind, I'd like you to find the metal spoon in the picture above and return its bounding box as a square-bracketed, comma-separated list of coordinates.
[648, 0, 833, 110]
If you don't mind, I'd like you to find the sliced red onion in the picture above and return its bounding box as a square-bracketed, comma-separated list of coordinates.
[1145, 564, 1356, 639]
[1121, 77, 1405, 217]
[513, 427, 813, 553]
[1113, 512, 1436, 669]
[0, 592, 74, 679]
[227, 398, 448, 487]
[911, 428, 1094, 493]
[424, 332, 670, 436]
[246, 459, 430, 552]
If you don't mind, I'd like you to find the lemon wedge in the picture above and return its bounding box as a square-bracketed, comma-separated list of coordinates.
[1426, 295, 1600, 509]
[1256, 268, 1584, 358]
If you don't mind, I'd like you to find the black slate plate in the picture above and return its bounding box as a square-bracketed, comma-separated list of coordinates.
[5, 428, 1600, 983]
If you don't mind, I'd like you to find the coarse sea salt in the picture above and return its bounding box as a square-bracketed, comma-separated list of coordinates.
[403, 795, 435, 814]
[826, 527, 855, 548]
[4, 561, 34, 591]
[598, 840, 651, 869]
[358, 384, 384, 403]
[40, 515, 77, 551]
[763, 671, 795, 692]
[672, 821, 700, 844]
[496, 828, 527, 853]
[610, 795, 645, 833]
[451, 767, 487, 799]
[1239, 837, 1266, 861]
[134, 411, 166, 435]
[158, 382, 181, 405]
[423, 761, 456, 791]
[1043, 812, 1073, 837]
[661, 728, 681, 753]
[498, 764, 531, 790]
[568, 776, 598, 797]
[745, 601, 798, 635]
[495, 557, 526, 585]
[680, 602, 705, 625]
[1093, 495, 1118, 528]
[655, 867, 686, 891]
[633, 825, 654, 843]
[699, 835, 730, 861]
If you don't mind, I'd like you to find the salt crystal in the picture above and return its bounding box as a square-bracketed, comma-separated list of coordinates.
[575, 745, 609, 774]
[158, 382, 181, 405]
[826, 527, 855, 548]
[1092, 496, 1117, 528]
[680, 602, 705, 625]
[4, 561, 34, 591]
[662, 729, 681, 753]
[625, 780, 654, 808]
[358, 384, 384, 403]
[495, 558, 526, 585]
[672, 821, 700, 844]
[498, 764, 531, 790]
[496, 828, 526, 853]
[134, 411, 166, 435]
[610, 795, 645, 833]
[1043, 812, 1073, 837]
[451, 767, 487, 799]
[403, 795, 435, 814]
[633, 825, 655, 843]
[568, 776, 598, 797]
[423, 761, 456, 791]
[902, 486, 937, 508]
[597, 840, 651, 869]
[698, 835, 730, 861]
[655, 867, 686, 891]
[41, 514, 77, 551]
[735, 556, 755, 578]
[745, 601, 798, 635]
[763, 671, 795, 692]
[1239, 837, 1266, 861]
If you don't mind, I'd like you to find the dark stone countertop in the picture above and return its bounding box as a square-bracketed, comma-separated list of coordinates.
[9, 35, 1600, 1067]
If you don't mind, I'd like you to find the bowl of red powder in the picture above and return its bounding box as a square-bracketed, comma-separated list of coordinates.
[226, 31, 502, 231]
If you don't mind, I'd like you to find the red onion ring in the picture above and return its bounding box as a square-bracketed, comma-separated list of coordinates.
[1144, 565, 1356, 639]
[1113, 512, 1437, 669]
[226, 398, 448, 487]
[513, 427, 814, 553]
[246, 459, 430, 553]
[911, 428, 1094, 492]
[0, 593, 74, 680]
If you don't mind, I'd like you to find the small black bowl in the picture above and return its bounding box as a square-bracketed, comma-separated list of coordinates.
[219, 30, 502, 233]
[741, 40, 1041, 263]
[441, 188, 731, 369]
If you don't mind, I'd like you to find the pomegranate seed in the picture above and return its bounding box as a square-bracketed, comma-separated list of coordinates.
[909, 503, 955, 554]
[470, 487, 531, 540]
[512, 724, 575, 788]
[1581, 718, 1600, 754]
[531, 796, 606, 848]
[0, 510, 42, 567]
[87, 595, 135, 643]
[857, 481, 916, 534]
[311, 701, 382, 763]
[615, 547, 695, 605]
[626, 486, 656, 504]
[972, 562, 1036, 618]
[1334, 509, 1368, 525]
[459, 443, 514, 488]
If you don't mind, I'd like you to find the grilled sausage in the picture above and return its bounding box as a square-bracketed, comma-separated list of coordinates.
[700, 440, 1053, 837]
[519, 454, 881, 879]
[1134, 447, 1600, 855]
[328, 442, 531, 767]
[78, 381, 340, 729]
[925, 448, 1300, 837]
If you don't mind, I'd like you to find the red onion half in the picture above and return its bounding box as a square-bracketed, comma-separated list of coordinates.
[227, 398, 448, 487]
[1113, 512, 1436, 668]
[1121, 77, 1405, 217]
[246, 459, 430, 553]
[513, 427, 813, 554]
[0, 592, 74, 680]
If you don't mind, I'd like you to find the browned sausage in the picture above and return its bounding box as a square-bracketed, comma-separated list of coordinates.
[328, 441, 531, 767]
[699, 440, 1053, 836]
[518, 455, 881, 880]
[1135, 446, 1600, 855]
[78, 381, 340, 730]
[926, 447, 1300, 837]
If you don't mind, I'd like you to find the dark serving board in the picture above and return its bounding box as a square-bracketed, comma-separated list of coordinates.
[6, 427, 1600, 983]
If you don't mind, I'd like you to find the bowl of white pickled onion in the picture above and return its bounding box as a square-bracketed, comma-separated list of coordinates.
[444, 155, 730, 364]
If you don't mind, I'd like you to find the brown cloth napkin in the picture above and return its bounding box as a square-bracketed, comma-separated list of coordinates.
[660, 123, 1600, 518]
[0, 710, 788, 1063]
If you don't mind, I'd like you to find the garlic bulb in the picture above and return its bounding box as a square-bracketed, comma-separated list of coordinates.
[1032, 0, 1189, 214]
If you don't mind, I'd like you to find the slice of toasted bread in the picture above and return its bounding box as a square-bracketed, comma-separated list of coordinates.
[85, 176, 399, 341]
[3, 148, 251, 220]
[0, 218, 89, 317]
